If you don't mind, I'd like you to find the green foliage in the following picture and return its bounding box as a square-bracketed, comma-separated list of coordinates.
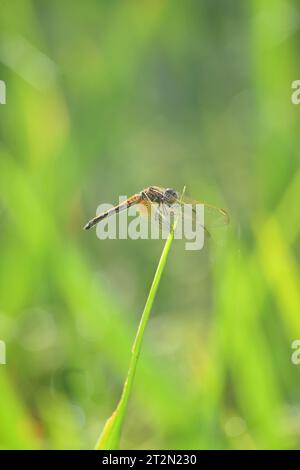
[0, 0, 300, 450]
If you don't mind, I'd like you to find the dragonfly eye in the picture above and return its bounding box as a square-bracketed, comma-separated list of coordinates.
[164, 188, 178, 204]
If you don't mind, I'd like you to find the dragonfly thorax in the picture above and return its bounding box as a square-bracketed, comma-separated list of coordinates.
[140, 186, 179, 206]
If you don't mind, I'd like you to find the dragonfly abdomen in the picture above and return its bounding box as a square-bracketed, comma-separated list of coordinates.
[84, 193, 141, 230]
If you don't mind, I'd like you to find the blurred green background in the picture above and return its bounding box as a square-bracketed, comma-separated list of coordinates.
[1, 0, 300, 450]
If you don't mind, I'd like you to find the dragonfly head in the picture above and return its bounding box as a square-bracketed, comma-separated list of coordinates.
[164, 188, 178, 205]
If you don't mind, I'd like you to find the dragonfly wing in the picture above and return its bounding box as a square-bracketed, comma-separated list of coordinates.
[137, 201, 152, 217]
[177, 196, 229, 243]
[136, 201, 171, 235]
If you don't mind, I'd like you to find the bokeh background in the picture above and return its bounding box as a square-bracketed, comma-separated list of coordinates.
[1, 0, 300, 450]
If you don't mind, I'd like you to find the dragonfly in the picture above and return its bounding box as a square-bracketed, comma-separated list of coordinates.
[84, 186, 229, 239]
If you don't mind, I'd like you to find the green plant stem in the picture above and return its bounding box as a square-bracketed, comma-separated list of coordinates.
[95, 187, 185, 450]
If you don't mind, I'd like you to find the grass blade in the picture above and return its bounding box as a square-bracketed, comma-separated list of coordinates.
[95, 187, 185, 450]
